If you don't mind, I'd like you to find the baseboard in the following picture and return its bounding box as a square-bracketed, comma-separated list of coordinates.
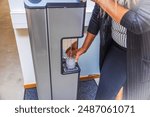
[80, 74, 100, 81]
[24, 83, 36, 89]
[24, 74, 100, 89]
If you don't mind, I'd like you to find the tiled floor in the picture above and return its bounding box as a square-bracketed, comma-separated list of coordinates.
[24, 80, 97, 100]
[0, 0, 24, 99]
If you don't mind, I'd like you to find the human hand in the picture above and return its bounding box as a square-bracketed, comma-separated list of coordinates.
[75, 47, 86, 62]
[66, 41, 78, 58]
[66, 46, 86, 62]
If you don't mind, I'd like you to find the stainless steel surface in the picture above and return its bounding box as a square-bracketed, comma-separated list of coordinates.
[47, 8, 84, 99]
[26, 9, 51, 100]
[25, 1, 85, 99]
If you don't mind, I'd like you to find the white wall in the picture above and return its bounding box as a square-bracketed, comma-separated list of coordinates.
[8, 0, 99, 85]
[8, 0, 35, 84]
[14, 29, 36, 84]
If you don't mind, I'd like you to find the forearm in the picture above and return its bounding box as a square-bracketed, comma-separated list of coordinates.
[81, 32, 96, 52]
[94, 0, 129, 23]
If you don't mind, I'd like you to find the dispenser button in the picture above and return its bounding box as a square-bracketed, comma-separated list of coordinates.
[29, 0, 42, 4]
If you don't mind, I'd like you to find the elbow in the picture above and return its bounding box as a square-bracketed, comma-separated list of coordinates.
[121, 10, 150, 34]
[129, 21, 145, 34]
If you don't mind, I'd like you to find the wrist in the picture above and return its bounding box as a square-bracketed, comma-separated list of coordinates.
[81, 47, 87, 53]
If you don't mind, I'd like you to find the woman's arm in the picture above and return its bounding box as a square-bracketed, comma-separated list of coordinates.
[75, 32, 96, 62]
[92, 0, 129, 23]
[92, 0, 150, 34]
[75, 4, 101, 61]
[120, 0, 150, 34]
[81, 3, 101, 54]
[92, 0, 128, 23]
[87, 4, 101, 35]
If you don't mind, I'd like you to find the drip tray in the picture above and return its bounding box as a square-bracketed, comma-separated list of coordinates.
[62, 59, 80, 75]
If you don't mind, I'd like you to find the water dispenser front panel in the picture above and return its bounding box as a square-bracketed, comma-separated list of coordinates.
[26, 9, 52, 100]
[25, 0, 86, 100]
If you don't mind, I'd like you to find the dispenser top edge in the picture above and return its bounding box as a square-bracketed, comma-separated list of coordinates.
[24, 0, 86, 9]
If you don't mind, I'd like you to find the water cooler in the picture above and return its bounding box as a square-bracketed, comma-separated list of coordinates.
[24, 0, 86, 100]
